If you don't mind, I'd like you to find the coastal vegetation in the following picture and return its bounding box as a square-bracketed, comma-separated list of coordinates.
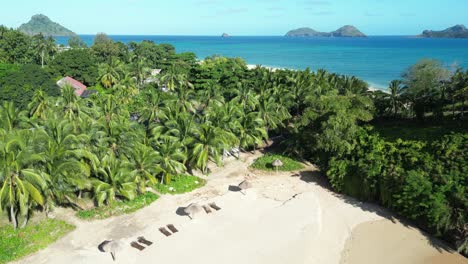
[76, 192, 159, 220]
[0, 219, 75, 264]
[0, 26, 466, 258]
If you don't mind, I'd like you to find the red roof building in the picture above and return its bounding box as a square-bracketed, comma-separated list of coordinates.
[57, 76, 88, 97]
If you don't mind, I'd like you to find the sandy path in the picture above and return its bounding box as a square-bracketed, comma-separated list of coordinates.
[15, 152, 466, 264]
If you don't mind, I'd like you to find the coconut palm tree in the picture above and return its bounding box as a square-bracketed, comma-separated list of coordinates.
[33, 34, 56, 68]
[40, 118, 92, 212]
[191, 124, 236, 174]
[388, 80, 405, 117]
[0, 101, 29, 131]
[154, 138, 187, 184]
[92, 152, 137, 206]
[98, 57, 124, 89]
[138, 90, 168, 131]
[235, 112, 268, 152]
[129, 143, 162, 191]
[28, 89, 50, 120]
[0, 130, 47, 229]
[159, 64, 185, 92]
[130, 58, 151, 87]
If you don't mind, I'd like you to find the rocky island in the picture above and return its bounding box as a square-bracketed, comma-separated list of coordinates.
[221, 33, 230, 38]
[286, 25, 366, 37]
[18, 14, 76, 36]
[420, 25, 468, 38]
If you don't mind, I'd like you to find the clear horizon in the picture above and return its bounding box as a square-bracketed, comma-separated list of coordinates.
[1, 0, 467, 36]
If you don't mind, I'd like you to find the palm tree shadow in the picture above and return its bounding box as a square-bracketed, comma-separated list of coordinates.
[296, 170, 458, 254]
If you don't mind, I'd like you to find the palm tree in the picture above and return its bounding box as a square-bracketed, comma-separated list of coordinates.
[129, 143, 162, 191]
[0, 130, 47, 229]
[98, 58, 124, 89]
[232, 82, 259, 111]
[40, 118, 92, 212]
[0, 101, 29, 132]
[235, 112, 268, 152]
[28, 90, 50, 120]
[257, 96, 291, 131]
[138, 90, 168, 131]
[130, 58, 151, 87]
[33, 34, 56, 68]
[58, 85, 89, 123]
[115, 74, 140, 104]
[154, 138, 187, 184]
[92, 152, 137, 206]
[191, 124, 235, 174]
[159, 64, 185, 92]
[388, 80, 405, 116]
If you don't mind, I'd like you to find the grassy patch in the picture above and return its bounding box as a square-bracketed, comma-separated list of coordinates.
[76, 192, 159, 220]
[0, 219, 75, 264]
[251, 154, 304, 172]
[153, 175, 206, 195]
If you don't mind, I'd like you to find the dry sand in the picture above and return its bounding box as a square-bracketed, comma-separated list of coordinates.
[340, 220, 468, 264]
[15, 153, 466, 264]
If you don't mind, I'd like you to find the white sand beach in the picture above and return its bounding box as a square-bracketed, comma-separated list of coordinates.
[15, 153, 466, 264]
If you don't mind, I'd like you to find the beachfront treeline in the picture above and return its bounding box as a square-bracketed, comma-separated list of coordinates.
[0, 28, 467, 254]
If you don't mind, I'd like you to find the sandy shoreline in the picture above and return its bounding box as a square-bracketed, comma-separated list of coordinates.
[340, 220, 467, 264]
[14, 153, 465, 264]
[246, 64, 387, 91]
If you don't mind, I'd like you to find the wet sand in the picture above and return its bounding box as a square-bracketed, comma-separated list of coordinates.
[340, 220, 467, 264]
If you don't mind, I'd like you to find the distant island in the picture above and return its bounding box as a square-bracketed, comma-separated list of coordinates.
[286, 25, 366, 38]
[18, 14, 76, 36]
[221, 33, 230, 38]
[420, 25, 468, 38]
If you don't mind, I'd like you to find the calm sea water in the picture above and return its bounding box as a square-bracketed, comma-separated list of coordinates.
[55, 35, 468, 89]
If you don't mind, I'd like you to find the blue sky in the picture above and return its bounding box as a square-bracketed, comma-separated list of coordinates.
[1, 0, 467, 35]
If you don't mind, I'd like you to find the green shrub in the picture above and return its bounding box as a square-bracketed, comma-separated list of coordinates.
[325, 130, 467, 254]
[76, 192, 159, 220]
[251, 154, 304, 172]
[0, 219, 75, 264]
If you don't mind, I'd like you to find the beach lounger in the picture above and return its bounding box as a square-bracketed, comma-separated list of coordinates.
[130, 242, 145, 251]
[209, 202, 221, 211]
[167, 224, 179, 233]
[137, 236, 153, 246]
[159, 227, 172, 237]
[203, 205, 212, 213]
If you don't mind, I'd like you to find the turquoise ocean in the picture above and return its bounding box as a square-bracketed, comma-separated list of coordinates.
[55, 36, 468, 90]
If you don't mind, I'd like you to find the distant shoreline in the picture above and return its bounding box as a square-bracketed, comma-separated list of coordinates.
[246, 64, 388, 91]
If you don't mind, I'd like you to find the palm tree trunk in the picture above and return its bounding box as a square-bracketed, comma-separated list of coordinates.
[41, 50, 45, 68]
[21, 213, 29, 228]
[10, 206, 17, 230]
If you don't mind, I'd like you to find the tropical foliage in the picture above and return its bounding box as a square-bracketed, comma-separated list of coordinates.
[0, 27, 466, 255]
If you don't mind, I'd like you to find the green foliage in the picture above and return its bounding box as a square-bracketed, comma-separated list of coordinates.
[0, 219, 75, 264]
[76, 192, 159, 220]
[0, 64, 60, 109]
[153, 175, 206, 194]
[68, 35, 87, 48]
[49, 49, 98, 86]
[325, 130, 467, 254]
[251, 154, 304, 172]
[0, 28, 34, 64]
